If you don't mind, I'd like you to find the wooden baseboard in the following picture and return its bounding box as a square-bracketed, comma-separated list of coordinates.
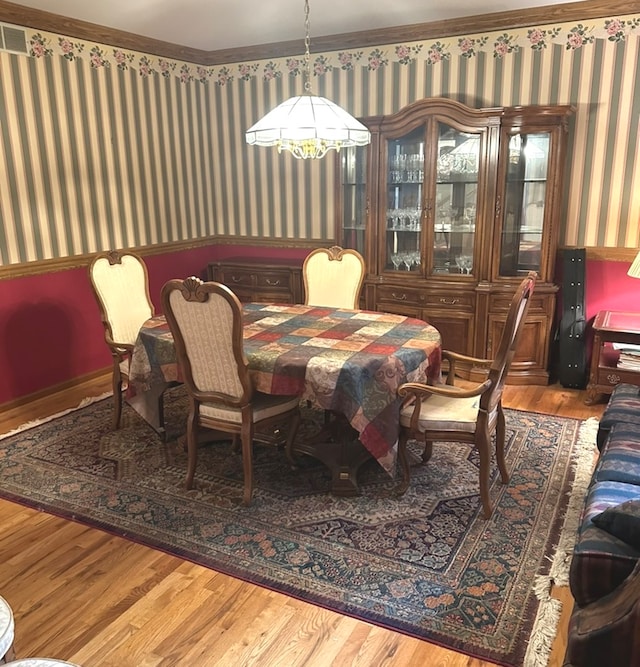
[0, 369, 113, 434]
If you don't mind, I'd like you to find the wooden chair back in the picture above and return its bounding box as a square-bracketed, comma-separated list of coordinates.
[303, 246, 365, 309]
[481, 271, 537, 417]
[89, 250, 154, 351]
[162, 277, 252, 408]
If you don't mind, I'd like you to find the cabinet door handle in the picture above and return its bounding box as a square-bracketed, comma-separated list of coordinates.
[265, 279, 281, 286]
[231, 276, 242, 283]
[439, 298, 459, 305]
[392, 292, 407, 301]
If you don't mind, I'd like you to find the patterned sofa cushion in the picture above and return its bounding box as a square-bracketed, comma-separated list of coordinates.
[592, 499, 640, 550]
[595, 422, 640, 485]
[569, 479, 640, 608]
[597, 383, 640, 450]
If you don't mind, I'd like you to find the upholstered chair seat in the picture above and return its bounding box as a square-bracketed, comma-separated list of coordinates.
[400, 391, 498, 434]
[199, 393, 300, 424]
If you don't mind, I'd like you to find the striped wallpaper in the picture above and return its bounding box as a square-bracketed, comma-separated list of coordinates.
[0, 13, 639, 265]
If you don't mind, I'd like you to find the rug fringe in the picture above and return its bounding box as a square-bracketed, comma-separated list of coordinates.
[0, 392, 112, 440]
[523, 596, 563, 667]
[523, 416, 599, 667]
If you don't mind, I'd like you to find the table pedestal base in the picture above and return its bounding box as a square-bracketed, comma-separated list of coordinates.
[126, 382, 169, 438]
[126, 381, 182, 441]
[291, 414, 372, 496]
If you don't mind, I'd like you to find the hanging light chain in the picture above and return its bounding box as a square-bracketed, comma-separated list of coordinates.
[303, 0, 312, 94]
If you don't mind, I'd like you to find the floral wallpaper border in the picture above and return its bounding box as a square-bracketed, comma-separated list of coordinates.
[24, 14, 640, 86]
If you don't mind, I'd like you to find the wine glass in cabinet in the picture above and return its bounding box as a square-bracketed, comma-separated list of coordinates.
[433, 123, 483, 278]
[384, 129, 425, 276]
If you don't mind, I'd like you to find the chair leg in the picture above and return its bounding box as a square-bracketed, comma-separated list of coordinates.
[184, 412, 198, 490]
[422, 441, 434, 464]
[395, 430, 412, 495]
[476, 431, 493, 519]
[495, 405, 509, 484]
[112, 362, 123, 430]
[284, 410, 301, 468]
[241, 424, 254, 506]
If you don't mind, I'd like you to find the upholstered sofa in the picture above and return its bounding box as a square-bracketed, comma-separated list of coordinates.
[564, 383, 640, 666]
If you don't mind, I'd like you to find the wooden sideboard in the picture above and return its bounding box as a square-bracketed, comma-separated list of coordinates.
[207, 257, 304, 304]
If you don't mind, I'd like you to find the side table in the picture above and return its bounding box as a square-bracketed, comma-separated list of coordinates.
[585, 310, 640, 404]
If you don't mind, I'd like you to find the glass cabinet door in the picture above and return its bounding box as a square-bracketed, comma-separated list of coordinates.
[499, 132, 550, 276]
[384, 129, 424, 273]
[433, 123, 481, 276]
[339, 145, 368, 257]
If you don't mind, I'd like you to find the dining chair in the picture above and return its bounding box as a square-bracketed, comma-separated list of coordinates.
[161, 277, 301, 505]
[303, 246, 366, 309]
[396, 271, 537, 519]
[88, 250, 154, 430]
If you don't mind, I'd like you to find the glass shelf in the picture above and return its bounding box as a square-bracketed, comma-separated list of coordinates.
[499, 131, 550, 276]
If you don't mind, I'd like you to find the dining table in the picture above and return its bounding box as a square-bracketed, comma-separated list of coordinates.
[127, 303, 442, 495]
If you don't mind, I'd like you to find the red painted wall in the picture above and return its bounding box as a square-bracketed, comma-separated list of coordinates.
[0, 245, 217, 405]
[0, 248, 636, 407]
[583, 259, 639, 322]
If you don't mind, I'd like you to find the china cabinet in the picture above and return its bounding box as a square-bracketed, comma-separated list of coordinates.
[335, 98, 573, 384]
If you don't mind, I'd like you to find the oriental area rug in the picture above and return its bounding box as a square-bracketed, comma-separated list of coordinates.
[0, 387, 598, 667]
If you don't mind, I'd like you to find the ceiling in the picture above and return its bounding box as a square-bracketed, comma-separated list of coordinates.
[8, 0, 580, 52]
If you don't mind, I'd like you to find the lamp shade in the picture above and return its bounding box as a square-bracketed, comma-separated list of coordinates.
[628, 249, 640, 278]
[246, 94, 371, 159]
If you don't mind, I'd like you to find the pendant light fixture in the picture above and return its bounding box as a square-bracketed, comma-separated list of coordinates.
[245, 0, 371, 159]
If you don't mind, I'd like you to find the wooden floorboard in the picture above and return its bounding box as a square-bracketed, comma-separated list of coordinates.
[0, 377, 607, 666]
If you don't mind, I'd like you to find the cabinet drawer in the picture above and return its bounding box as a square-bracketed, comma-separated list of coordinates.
[490, 293, 547, 312]
[377, 285, 422, 306]
[256, 270, 292, 291]
[423, 291, 474, 310]
[595, 365, 640, 388]
[377, 286, 474, 310]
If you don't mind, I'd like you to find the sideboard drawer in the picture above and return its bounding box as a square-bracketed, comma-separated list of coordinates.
[208, 258, 304, 304]
[256, 270, 293, 291]
[219, 268, 253, 289]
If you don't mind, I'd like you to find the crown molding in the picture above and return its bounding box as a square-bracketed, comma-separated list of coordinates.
[0, 0, 637, 65]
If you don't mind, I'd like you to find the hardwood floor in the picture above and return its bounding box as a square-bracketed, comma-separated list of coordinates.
[0, 376, 607, 666]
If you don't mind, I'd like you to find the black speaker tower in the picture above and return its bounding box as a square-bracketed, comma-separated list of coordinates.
[558, 248, 587, 388]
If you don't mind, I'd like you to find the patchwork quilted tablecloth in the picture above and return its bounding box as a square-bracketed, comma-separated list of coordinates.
[129, 304, 442, 474]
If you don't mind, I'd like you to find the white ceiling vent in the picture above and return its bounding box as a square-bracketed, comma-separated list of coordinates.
[1, 24, 27, 54]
